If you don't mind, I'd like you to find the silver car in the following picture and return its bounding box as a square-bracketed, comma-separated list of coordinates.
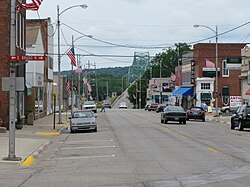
[69, 110, 97, 133]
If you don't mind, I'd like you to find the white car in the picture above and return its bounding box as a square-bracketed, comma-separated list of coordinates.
[119, 102, 127, 109]
[82, 101, 97, 113]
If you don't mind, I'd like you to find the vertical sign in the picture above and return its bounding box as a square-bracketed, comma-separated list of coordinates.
[191, 60, 195, 84]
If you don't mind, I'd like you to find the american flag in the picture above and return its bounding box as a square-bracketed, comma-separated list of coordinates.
[65, 81, 70, 92]
[67, 47, 76, 67]
[171, 72, 176, 82]
[75, 67, 82, 73]
[17, 0, 43, 12]
[205, 59, 215, 68]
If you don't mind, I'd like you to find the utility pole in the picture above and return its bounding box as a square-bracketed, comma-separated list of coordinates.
[136, 82, 138, 109]
[139, 75, 142, 109]
[77, 54, 81, 110]
[159, 61, 162, 104]
[71, 35, 74, 115]
[106, 81, 109, 99]
[4, 0, 21, 161]
[94, 63, 99, 102]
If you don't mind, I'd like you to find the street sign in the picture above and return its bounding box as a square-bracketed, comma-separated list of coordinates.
[2, 77, 24, 91]
[8, 56, 46, 61]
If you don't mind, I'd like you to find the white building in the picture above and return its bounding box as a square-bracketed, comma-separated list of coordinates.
[196, 77, 215, 107]
[241, 44, 250, 104]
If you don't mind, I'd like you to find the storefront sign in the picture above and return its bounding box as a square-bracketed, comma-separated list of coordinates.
[230, 96, 242, 108]
[191, 60, 195, 84]
[226, 57, 241, 70]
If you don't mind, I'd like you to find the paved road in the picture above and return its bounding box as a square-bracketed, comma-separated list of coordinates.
[112, 89, 134, 109]
[1, 110, 250, 187]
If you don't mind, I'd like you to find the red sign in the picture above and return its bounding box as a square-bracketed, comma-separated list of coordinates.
[8, 56, 46, 61]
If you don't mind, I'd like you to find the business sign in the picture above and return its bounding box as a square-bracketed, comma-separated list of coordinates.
[8, 56, 46, 61]
[191, 60, 195, 84]
[202, 68, 220, 77]
[2, 77, 24, 91]
[230, 96, 242, 108]
[226, 57, 241, 70]
[248, 71, 250, 85]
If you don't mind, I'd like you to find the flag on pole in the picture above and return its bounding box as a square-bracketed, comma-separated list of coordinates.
[67, 47, 76, 67]
[75, 67, 82, 73]
[65, 81, 70, 92]
[87, 83, 92, 92]
[17, 0, 43, 12]
[171, 72, 176, 82]
[83, 77, 88, 84]
[205, 59, 215, 68]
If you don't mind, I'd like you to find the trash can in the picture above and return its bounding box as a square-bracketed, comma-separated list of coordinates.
[27, 112, 34, 125]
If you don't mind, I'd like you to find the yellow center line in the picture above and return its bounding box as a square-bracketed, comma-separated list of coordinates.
[21, 156, 35, 167]
[181, 135, 188, 139]
[164, 127, 172, 132]
[207, 147, 219, 153]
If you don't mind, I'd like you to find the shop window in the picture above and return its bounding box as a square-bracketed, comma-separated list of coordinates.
[201, 83, 210, 90]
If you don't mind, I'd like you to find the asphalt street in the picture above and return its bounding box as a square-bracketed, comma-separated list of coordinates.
[0, 109, 250, 187]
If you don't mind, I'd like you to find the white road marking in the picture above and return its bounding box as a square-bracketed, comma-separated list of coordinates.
[55, 155, 116, 160]
[59, 139, 114, 144]
[60, 145, 116, 150]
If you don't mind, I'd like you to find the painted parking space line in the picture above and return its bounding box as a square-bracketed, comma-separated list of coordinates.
[207, 147, 219, 153]
[56, 123, 69, 127]
[60, 145, 116, 150]
[54, 155, 116, 160]
[36, 132, 60, 136]
[61, 140, 114, 144]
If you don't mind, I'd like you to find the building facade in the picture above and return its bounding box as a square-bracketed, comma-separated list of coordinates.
[193, 43, 245, 107]
[241, 44, 250, 104]
[25, 19, 54, 119]
[0, 1, 26, 128]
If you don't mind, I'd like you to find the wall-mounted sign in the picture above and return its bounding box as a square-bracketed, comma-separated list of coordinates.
[226, 57, 241, 70]
[191, 60, 195, 84]
[202, 68, 220, 77]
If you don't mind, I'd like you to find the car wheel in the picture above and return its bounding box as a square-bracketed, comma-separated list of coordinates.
[94, 110, 97, 113]
[93, 127, 97, 132]
[70, 128, 74, 133]
[202, 117, 205, 122]
[186, 118, 189, 121]
[161, 119, 163, 123]
[231, 123, 235, 130]
[164, 119, 168, 124]
[238, 120, 244, 131]
[179, 121, 182, 124]
[183, 120, 186, 124]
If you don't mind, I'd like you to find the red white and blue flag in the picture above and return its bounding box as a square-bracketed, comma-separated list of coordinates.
[65, 81, 70, 92]
[171, 72, 176, 82]
[17, 0, 43, 12]
[67, 47, 76, 67]
[205, 59, 215, 68]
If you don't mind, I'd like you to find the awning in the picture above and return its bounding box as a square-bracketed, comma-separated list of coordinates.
[172, 87, 193, 97]
[246, 88, 250, 95]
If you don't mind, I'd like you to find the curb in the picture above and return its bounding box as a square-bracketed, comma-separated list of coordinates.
[21, 126, 65, 167]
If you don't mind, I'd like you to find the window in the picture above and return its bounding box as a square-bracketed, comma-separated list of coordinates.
[201, 83, 210, 90]
[16, 13, 25, 49]
[222, 60, 229, 77]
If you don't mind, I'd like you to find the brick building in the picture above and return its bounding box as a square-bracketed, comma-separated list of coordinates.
[0, 1, 26, 128]
[193, 43, 245, 107]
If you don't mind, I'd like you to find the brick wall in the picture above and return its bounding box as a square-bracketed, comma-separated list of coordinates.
[194, 43, 245, 107]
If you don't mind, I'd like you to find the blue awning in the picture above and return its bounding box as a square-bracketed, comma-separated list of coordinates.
[172, 87, 193, 97]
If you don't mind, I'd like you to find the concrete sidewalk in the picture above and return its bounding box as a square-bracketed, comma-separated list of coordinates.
[206, 112, 231, 125]
[0, 112, 70, 168]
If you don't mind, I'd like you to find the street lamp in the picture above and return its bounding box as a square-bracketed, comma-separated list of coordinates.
[132, 75, 141, 109]
[194, 24, 219, 117]
[57, 4, 88, 123]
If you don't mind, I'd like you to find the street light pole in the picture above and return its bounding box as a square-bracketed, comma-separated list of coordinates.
[57, 4, 88, 123]
[194, 24, 219, 117]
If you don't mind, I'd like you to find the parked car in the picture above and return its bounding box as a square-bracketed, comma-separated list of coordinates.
[187, 107, 205, 122]
[119, 102, 127, 109]
[231, 105, 250, 131]
[145, 103, 150, 110]
[161, 106, 187, 124]
[104, 102, 112, 109]
[156, 104, 167, 113]
[82, 101, 97, 113]
[148, 103, 158, 111]
[221, 105, 239, 114]
[69, 110, 97, 133]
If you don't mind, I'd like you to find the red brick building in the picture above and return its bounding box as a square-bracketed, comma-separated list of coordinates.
[193, 43, 245, 107]
[0, 1, 26, 128]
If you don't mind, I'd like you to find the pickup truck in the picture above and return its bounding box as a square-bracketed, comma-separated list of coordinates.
[82, 101, 97, 113]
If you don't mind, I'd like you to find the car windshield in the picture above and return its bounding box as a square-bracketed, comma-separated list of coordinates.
[73, 111, 93, 118]
[190, 107, 203, 111]
[165, 106, 184, 112]
[83, 101, 95, 105]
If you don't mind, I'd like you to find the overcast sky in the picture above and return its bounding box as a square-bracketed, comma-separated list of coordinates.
[27, 0, 250, 71]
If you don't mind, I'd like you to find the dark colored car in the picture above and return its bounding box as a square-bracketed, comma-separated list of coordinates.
[156, 104, 167, 113]
[187, 107, 205, 122]
[69, 110, 97, 133]
[161, 106, 187, 124]
[105, 103, 111, 109]
[148, 103, 158, 111]
[231, 105, 250, 131]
